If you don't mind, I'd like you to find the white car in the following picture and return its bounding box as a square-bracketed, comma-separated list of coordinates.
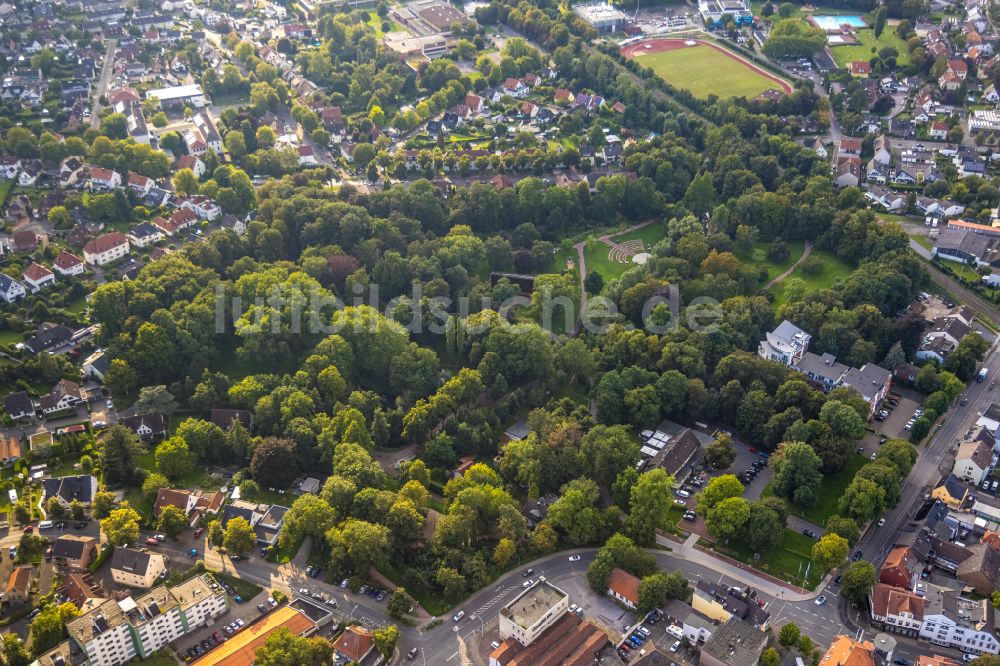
[877, 518, 886, 527]
[568, 555, 581, 562]
[815, 595, 827, 606]
[452, 611, 465, 622]
[569, 604, 578, 612]
[523, 579, 533, 588]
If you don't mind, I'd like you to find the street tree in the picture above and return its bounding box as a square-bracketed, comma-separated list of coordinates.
[101, 505, 142, 546]
[778, 622, 800, 648]
[811, 533, 849, 573]
[223, 516, 256, 557]
[825, 515, 860, 545]
[253, 627, 317, 666]
[157, 505, 188, 538]
[387, 587, 414, 618]
[705, 496, 750, 542]
[841, 561, 876, 608]
[373, 625, 399, 657]
[625, 469, 674, 545]
[838, 477, 886, 524]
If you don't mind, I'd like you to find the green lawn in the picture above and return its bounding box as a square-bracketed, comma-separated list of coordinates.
[749, 1, 860, 20]
[764, 453, 868, 526]
[0, 180, 13, 208]
[711, 528, 824, 589]
[582, 239, 634, 283]
[610, 223, 666, 248]
[739, 240, 806, 285]
[632, 44, 789, 99]
[134, 448, 217, 491]
[265, 534, 303, 565]
[213, 571, 263, 600]
[912, 235, 933, 251]
[769, 249, 855, 308]
[831, 28, 911, 68]
[0, 329, 24, 346]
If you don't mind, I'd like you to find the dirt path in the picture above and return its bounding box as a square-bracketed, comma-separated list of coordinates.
[762, 240, 813, 290]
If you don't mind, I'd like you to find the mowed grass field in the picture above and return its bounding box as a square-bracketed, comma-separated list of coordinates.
[831, 28, 911, 67]
[634, 44, 782, 99]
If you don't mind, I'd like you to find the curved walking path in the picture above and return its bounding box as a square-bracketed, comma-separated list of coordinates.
[571, 219, 660, 335]
[763, 240, 813, 290]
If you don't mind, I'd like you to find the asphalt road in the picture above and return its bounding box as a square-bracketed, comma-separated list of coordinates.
[858, 340, 1000, 569]
[90, 40, 117, 129]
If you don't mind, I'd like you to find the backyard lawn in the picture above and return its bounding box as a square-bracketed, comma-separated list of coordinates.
[831, 29, 911, 68]
[0, 180, 13, 207]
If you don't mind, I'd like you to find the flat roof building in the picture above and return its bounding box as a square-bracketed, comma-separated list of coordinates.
[573, 3, 629, 33]
[499, 577, 569, 646]
[144, 84, 205, 108]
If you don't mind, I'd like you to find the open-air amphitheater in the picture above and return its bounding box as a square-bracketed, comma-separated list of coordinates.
[609, 239, 652, 265]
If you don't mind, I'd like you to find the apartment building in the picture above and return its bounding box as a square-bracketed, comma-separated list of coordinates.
[66, 599, 137, 666]
[124, 586, 185, 658]
[170, 574, 228, 631]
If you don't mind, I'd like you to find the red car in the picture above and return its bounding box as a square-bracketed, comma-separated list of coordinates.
[747, 447, 757, 453]
[23, 526, 33, 534]
[193, 527, 205, 537]
[145, 537, 159, 546]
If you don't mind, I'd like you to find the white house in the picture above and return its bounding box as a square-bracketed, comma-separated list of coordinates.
[0, 273, 26, 303]
[176, 155, 205, 177]
[977, 403, 1000, 438]
[22, 263, 55, 292]
[758, 320, 812, 366]
[83, 232, 130, 266]
[87, 166, 122, 190]
[919, 585, 1000, 655]
[952, 427, 994, 485]
[53, 251, 85, 276]
[127, 223, 164, 249]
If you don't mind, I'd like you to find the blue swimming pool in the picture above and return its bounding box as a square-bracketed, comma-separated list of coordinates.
[811, 14, 866, 30]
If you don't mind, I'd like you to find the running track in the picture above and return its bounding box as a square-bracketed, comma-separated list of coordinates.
[620, 38, 794, 95]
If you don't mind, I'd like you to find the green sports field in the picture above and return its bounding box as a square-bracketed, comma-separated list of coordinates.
[633, 45, 783, 99]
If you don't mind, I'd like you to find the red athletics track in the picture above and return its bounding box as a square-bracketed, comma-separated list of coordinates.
[620, 38, 794, 95]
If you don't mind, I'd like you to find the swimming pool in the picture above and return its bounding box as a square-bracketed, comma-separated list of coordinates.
[810, 14, 866, 31]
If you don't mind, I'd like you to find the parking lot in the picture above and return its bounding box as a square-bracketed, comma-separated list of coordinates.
[177, 585, 273, 661]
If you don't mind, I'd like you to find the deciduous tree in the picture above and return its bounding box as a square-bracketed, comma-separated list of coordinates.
[101, 504, 142, 546]
[223, 516, 256, 556]
[811, 533, 849, 573]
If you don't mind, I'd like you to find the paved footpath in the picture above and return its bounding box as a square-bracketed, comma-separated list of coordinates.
[655, 532, 822, 602]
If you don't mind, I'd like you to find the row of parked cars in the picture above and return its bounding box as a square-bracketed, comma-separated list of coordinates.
[617, 617, 656, 663]
[186, 630, 226, 660]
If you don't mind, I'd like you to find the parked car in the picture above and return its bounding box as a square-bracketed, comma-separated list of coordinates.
[670, 640, 681, 652]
